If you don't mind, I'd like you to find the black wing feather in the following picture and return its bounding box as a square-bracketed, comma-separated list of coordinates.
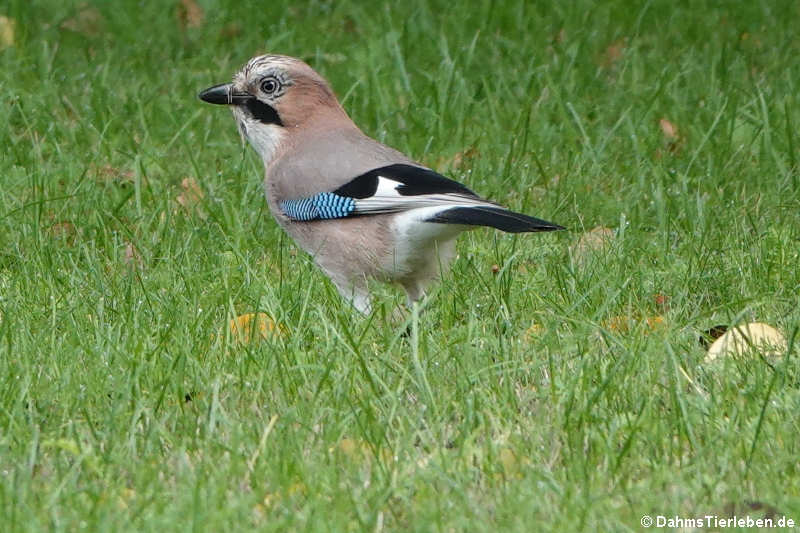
[427, 206, 564, 233]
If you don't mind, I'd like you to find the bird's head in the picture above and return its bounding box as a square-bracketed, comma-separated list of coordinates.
[199, 54, 345, 164]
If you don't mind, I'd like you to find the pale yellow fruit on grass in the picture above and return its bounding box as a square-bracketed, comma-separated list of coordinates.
[229, 313, 284, 343]
[705, 322, 787, 362]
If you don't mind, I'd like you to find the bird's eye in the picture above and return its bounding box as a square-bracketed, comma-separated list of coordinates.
[260, 76, 280, 95]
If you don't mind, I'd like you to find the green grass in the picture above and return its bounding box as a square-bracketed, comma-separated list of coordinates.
[1, 0, 799, 530]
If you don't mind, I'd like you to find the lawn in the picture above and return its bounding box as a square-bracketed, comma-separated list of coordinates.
[1, 0, 799, 531]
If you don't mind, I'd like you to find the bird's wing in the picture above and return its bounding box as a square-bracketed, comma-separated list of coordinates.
[278, 163, 487, 220]
[278, 163, 564, 233]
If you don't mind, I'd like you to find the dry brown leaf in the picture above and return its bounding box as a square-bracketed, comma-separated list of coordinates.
[176, 177, 205, 217]
[657, 117, 683, 155]
[61, 4, 104, 37]
[177, 0, 205, 30]
[230, 313, 285, 343]
[123, 242, 142, 268]
[599, 39, 625, 68]
[434, 146, 479, 171]
[48, 221, 76, 240]
[92, 164, 135, 185]
[570, 226, 614, 263]
[219, 22, 241, 39]
[0, 15, 16, 49]
[336, 438, 360, 457]
[659, 118, 679, 140]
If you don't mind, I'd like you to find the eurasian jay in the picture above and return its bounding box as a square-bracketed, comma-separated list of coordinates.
[199, 54, 563, 314]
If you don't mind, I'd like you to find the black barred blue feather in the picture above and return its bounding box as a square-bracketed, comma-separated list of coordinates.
[280, 192, 355, 221]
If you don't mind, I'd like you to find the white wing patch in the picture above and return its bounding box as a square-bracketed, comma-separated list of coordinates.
[352, 175, 493, 215]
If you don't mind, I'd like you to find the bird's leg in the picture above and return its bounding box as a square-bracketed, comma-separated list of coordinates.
[401, 280, 427, 308]
[333, 279, 372, 315]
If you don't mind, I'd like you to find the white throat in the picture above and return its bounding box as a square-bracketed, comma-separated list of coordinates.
[232, 108, 285, 166]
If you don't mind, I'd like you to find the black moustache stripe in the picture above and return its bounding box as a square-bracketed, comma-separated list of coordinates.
[245, 99, 284, 126]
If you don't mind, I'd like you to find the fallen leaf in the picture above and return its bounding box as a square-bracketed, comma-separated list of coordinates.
[337, 438, 361, 457]
[434, 146, 479, 171]
[48, 221, 76, 240]
[658, 117, 683, 155]
[599, 39, 625, 68]
[219, 22, 241, 39]
[645, 315, 665, 329]
[605, 315, 631, 333]
[705, 322, 787, 362]
[604, 314, 665, 333]
[116, 488, 136, 511]
[523, 323, 544, 343]
[123, 242, 142, 268]
[659, 118, 679, 140]
[176, 177, 206, 217]
[498, 447, 521, 475]
[0, 15, 16, 49]
[176, 0, 205, 29]
[570, 226, 614, 263]
[230, 313, 284, 343]
[61, 4, 104, 37]
[91, 163, 135, 185]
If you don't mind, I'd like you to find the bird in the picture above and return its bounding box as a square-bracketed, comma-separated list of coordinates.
[199, 54, 563, 314]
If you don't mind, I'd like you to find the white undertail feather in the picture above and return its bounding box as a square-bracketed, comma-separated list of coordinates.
[387, 206, 464, 301]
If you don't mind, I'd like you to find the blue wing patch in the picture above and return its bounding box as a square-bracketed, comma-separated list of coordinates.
[280, 192, 356, 221]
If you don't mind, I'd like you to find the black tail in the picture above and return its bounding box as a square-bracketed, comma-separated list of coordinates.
[426, 206, 564, 233]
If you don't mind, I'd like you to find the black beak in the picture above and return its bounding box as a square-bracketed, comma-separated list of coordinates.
[198, 83, 252, 105]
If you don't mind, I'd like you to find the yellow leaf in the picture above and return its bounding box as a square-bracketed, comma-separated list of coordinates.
[523, 322, 544, 343]
[337, 437, 360, 457]
[0, 15, 16, 49]
[229, 313, 284, 343]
